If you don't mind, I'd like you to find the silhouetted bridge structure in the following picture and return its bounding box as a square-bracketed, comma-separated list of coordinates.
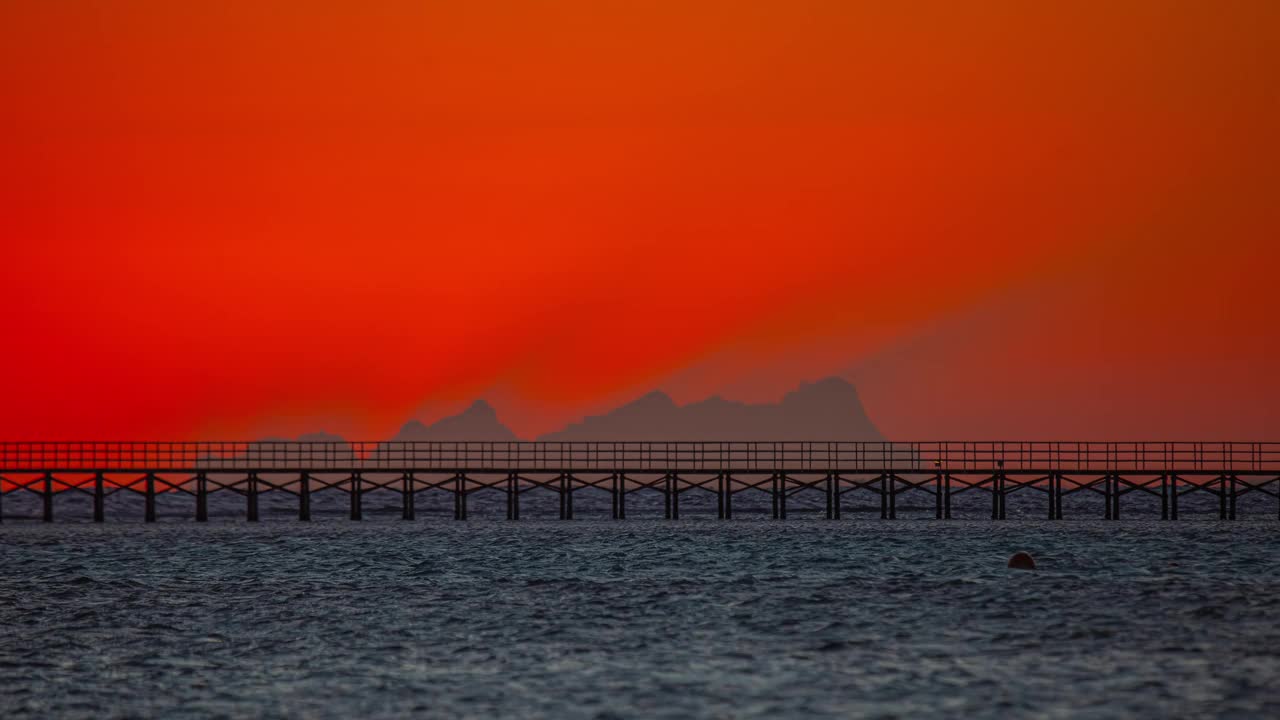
[2, 441, 1278, 522]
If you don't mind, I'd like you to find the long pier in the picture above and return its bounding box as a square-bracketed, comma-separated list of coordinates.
[1, 441, 1278, 522]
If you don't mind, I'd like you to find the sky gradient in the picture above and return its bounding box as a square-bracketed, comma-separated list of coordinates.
[2, 1, 1277, 440]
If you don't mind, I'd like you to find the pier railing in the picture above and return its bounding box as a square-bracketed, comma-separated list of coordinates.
[1, 441, 1277, 474]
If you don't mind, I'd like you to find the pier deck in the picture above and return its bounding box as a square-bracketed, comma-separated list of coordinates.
[2, 441, 1277, 522]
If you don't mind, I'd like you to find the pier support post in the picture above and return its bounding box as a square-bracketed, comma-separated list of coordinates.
[617, 474, 625, 519]
[663, 474, 672, 519]
[455, 474, 467, 521]
[508, 473, 517, 521]
[1161, 474, 1169, 520]
[826, 473, 835, 520]
[42, 473, 53, 523]
[402, 473, 415, 521]
[1104, 475, 1113, 520]
[196, 473, 208, 522]
[724, 475, 732, 519]
[511, 473, 521, 520]
[670, 474, 679, 520]
[610, 473, 619, 520]
[1170, 475, 1179, 520]
[1055, 474, 1063, 520]
[1113, 475, 1121, 520]
[771, 474, 780, 519]
[945, 473, 953, 519]
[93, 472, 105, 523]
[1219, 475, 1228, 520]
[833, 475, 842, 519]
[247, 473, 259, 522]
[1047, 474, 1056, 520]
[778, 474, 787, 519]
[888, 474, 897, 520]
[935, 468, 943, 520]
[145, 473, 156, 523]
[298, 473, 310, 521]
[717, 473, 725, 519]
[350, 473, 362, 521]
[997, 463, 1007, 520]
[566, 474, 574, 520]
[882, 474, 890, 520]
[1229, 475, 1238, 520]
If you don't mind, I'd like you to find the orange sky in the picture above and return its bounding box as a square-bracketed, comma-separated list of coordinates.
[2, 1, 1277, 440]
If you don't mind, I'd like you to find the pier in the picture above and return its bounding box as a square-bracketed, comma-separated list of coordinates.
[1, 441, 1278, 522]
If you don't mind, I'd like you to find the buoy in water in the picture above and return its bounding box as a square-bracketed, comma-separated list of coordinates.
[1007, 552, 1036, 570]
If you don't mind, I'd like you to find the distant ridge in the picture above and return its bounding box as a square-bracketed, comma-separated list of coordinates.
[391, 399, 517, 442]
[274, 377, 883, 443]
[538, 377, 884, 441]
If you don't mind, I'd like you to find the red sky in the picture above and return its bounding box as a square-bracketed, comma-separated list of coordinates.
[2, 1, 1277, 440]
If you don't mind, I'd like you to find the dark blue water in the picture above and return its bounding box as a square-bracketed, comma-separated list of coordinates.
[2, 488, 1279, 718]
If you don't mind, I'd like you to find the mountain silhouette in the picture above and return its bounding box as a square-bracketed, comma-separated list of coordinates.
[274, 378, 883, 443]
[391, 399, 517, 442]
[538, 377, 884, 441]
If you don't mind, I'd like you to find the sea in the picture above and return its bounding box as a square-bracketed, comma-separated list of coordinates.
[1, 485, 1278, 718]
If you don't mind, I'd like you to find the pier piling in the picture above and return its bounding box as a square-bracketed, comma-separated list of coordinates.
[454, 473, 466, 520]
[996, 462, 1007, 520]
[402, 473, 415, 521]
[935, 467, 943, 520]
[350, 473, 362, 521]
[144, 473, 156, 523]
[196, 473, 208, 522]
[42, 473, 53, 523]
[247, 473, 259, 522]
[93, 472, 104, 523]
[298, 473, 310, 521]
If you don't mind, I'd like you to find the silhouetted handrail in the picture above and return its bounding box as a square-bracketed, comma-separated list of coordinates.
[0, 441, 1277, 473]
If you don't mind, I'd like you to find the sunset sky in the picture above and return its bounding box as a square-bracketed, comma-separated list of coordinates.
[2, 1, 1277, 441]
